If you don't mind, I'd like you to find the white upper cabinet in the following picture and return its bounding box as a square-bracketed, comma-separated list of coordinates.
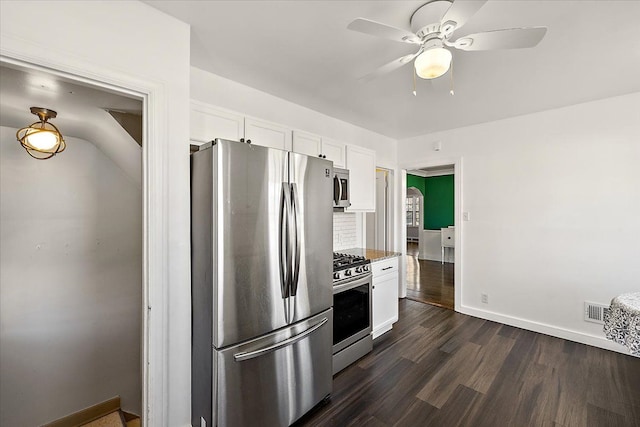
[292, 131, 346, 168]
[190, 101, 244, 143]
[346, 145, 376, 211]
[321, 138, 346, 169]
[245, 117, 292, 151]
[292, 130, 322, 158]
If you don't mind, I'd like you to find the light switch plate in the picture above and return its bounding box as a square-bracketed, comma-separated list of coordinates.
[463, 211, 470, 221]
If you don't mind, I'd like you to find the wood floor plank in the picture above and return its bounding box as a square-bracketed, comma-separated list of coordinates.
[587, 403, 627, 427]
[392, 398, 438, 427]
[416, 340, 483, 407]
[462, 332, 516, 394]
[296, 299, 640, 427]
[406, 242, 454, 309]
[430, 384, 484, 427]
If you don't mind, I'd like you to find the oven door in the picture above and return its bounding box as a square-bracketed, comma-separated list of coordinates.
[332, 273, 372, 354]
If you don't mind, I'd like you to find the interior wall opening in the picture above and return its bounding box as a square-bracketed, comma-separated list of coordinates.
[405, 165, 455, 310]
[0, 61, 144, 426]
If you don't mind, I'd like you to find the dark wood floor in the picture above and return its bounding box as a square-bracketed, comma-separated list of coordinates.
[406, 242, 454, 310]
[297, 299, 640, 427]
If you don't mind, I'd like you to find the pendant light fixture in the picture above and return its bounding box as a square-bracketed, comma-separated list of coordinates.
[16, 107, 66, 159]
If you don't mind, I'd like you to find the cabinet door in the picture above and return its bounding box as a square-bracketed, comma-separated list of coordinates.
[372, 273, 399, 339]
[292, 130, 322, 158]
[346, 145, 376, 211]
[245, 117, 292, 151]
[322, 138, 346, 168]
[190, 101, 244, 143]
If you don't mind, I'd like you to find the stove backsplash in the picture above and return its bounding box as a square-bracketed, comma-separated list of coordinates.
[333, 212, 357, 251]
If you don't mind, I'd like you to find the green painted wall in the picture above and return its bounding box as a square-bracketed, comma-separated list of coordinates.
[407, 173, 454, 230]
[407, 174, 425, 198]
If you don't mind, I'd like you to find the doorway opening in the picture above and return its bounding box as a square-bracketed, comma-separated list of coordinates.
[405, 165, 455, 310]
[0, 61, 144, 426]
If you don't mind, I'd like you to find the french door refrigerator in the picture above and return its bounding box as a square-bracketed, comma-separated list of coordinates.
[191, 139, 334, 427]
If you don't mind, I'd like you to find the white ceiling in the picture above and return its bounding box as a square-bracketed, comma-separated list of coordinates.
[145, 0, 640, 139]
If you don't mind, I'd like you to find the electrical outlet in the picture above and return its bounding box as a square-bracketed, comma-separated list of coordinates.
[463, 211, 470, 221]
[481, 293, 489, 304]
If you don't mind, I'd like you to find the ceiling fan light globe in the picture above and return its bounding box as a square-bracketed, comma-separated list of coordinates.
[414, 47, 452, 79]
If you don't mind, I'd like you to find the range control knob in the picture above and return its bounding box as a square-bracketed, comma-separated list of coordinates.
[344, 269, 352, 277]
[355, 266, 363, 273]
[333, 272, 340, 280]
[363, 265, 369, 272]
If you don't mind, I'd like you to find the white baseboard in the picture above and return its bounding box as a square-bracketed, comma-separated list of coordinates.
[458, 304, 631, 355]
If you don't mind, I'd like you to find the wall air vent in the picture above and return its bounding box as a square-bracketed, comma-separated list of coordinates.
[584, 301, 610, 324]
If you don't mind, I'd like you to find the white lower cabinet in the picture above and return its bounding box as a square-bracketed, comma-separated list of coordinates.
[372, 257, 399, 339]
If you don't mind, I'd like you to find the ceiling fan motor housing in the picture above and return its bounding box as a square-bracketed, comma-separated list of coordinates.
[410, 0, 454, 40]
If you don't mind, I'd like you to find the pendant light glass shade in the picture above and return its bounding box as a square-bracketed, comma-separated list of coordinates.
[16, 107, 66, 160]
[414, 47, 452, 79]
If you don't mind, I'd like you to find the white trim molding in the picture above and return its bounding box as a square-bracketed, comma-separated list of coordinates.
[459, 304, 630, 355]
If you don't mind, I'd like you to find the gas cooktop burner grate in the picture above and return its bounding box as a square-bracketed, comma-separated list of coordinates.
[333, 252, 370, 271]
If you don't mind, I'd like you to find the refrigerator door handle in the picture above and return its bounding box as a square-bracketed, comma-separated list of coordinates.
[290, 183, 301, 297]
[280, 182, 292, 299]
[233, 317, 329, 362]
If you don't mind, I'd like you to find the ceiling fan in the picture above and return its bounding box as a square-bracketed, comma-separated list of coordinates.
[348, 0, 547, 82]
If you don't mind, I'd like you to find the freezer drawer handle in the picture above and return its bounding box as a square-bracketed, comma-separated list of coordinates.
[233, 317, 328, 362]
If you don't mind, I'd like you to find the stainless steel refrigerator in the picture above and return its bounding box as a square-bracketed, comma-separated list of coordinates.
[191, 139, 334, 427]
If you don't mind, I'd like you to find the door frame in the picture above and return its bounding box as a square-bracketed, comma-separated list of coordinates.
[400, 156, 463, 312]
[0, 53, 164, 425]
[406, 186, 424, 250]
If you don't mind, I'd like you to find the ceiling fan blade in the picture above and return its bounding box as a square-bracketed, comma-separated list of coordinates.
[441, 0, 488, 34]
[359, 53, 419, 83]
[450, 27, 547, 51]
[348, 18, 421, 44]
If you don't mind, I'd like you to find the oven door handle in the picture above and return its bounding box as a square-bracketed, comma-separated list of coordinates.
[333, 273, 372, 294]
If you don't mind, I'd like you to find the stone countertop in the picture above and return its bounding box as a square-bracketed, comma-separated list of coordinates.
[339, 248, 401, 262]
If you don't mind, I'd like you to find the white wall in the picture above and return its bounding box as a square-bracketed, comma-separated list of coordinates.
[399, 92, 640, 351]
[0, 128, 141, 426]
[1, 2, 191, 425]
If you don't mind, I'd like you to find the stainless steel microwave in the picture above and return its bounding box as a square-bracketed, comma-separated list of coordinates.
[333, 167, 351, 209]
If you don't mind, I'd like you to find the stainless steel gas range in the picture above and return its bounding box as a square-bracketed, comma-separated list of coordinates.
[332, 252, 373, 374]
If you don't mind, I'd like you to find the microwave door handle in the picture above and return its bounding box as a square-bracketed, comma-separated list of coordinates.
[333, 175, 341, 205]
[233, 317, 329, 362]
